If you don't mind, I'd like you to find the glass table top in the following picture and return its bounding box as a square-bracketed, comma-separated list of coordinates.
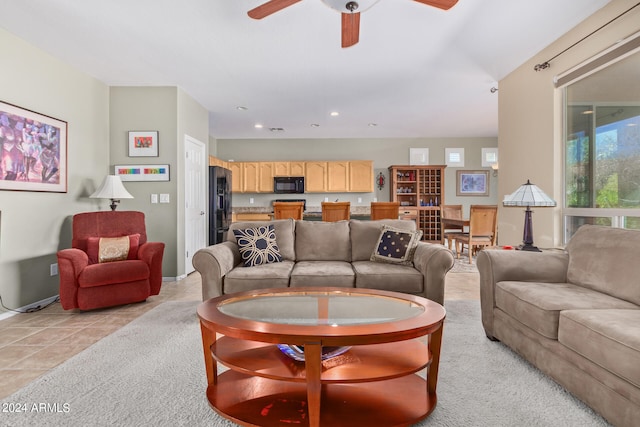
[218, 291, 424, 327]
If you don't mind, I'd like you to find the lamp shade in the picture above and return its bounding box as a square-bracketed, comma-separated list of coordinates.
[90, 175, 133, 200]
[503, 179, 556, 207]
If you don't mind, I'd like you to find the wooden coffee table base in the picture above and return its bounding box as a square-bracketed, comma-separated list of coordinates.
[198, 288, 445, 427]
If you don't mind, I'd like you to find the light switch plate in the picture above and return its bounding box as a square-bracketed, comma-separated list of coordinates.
[160, 194, 170, 203]
[151, 194, 158, 204]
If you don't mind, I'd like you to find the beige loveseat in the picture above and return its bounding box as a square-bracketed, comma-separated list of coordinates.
[477, 225, 640, 426]
[193, 219, 454, 304]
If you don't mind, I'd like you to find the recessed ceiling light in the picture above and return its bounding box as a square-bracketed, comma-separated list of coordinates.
[236, 106, 248, 111]
[254, 123, 263, 129]
[330, 111, 339, 117]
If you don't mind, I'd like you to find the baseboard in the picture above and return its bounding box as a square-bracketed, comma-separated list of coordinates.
[162, 274, 187, 282]
[0, 294, 59, 321]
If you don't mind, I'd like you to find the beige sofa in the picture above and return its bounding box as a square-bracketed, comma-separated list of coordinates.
[477, 225, 640, 427]
[193, 219, 454, 304]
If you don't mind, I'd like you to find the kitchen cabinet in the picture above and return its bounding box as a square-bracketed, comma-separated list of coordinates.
[305, 161, 327, 192]
[228, 162, 242, 193]
[242, 162, 259, 193]
[327, 161, 349, 192]
[389, 165, 446, 242]
[348, 160, 374, 192]
[258, 162, 275, 192]
[273, 161, 305, 177]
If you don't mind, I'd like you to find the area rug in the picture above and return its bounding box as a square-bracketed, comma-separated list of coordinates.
[1, 300, 609, 426]
[449, 252, 479, 273]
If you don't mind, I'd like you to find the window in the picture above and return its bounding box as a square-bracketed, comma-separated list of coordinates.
[562, 38, 640, 241]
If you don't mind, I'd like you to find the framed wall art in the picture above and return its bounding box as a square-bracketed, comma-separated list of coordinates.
[456, 170, 489, 196]
[115, 164, 170, 182]
[0, 100, 67, 192]
[128, 131, 158, 157]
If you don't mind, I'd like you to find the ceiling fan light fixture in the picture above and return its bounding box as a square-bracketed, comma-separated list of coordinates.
[321, 0, 381, 13]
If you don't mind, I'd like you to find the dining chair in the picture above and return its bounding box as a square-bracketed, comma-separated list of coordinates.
[441, 204, 464, 250]
[370, 201, 400, 220]
[321, 201, 351, 222]
[273, 201, 304, 220]
[455, 205, 498, 264]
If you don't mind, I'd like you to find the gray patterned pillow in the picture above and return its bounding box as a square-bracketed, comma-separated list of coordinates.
[233, 225, 283, 267]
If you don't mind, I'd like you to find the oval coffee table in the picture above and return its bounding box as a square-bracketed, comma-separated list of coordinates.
[197, 287, 446, 427]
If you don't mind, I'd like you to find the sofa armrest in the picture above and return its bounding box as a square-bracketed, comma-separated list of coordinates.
[138, 242, 165, 295]
[57, 248, 89, 310]
[192, 241, 240, 300]
[477, 249, 569, 339]
[412, 242, 455, 305]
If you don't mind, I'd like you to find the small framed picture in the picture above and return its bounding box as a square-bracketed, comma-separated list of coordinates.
[115, 164, 169, 182]
[457, 170, 489, 196]
[128, 131, 158, 157]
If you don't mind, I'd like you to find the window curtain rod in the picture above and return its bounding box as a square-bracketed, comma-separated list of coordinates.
[534, 1, 640, 71]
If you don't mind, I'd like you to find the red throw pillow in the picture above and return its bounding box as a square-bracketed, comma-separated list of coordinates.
[86, 233, 140, 264]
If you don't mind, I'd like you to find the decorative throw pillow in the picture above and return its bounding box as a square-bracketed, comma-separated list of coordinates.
[233, 225, 283, 267]
[370, 225, 423, 266]
[86, 233, 140, 264]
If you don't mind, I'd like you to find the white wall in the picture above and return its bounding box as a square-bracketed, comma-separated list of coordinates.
[498, 0, 640, 247]
[0, 28, 110, 311]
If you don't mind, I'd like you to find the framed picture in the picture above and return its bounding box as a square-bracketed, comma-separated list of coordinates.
[128, 131, 158, 157]
[115, 164, 170, 182]
[445, 148, 465, 167]
[409, 148, 429, 165]
[0, 101, 67, 192]
[457, 170, 489, 196]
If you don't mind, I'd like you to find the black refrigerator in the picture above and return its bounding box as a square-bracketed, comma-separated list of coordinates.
[209, 166, 232, 245]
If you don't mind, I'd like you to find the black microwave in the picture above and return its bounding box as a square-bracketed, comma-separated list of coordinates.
[274, 176, 305, 194]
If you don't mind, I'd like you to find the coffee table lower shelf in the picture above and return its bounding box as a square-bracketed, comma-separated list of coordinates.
[208, 369, 434, 427]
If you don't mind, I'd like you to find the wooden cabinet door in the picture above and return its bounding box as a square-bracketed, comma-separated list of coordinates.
[273, 162, 290, 177]
[305, 161, 327, 192]
[289, 162, 305, 176]
[228, 162, 243, 193]
[242, 162, 259, 193]
[327, 161, 349, 192]
[348, 161, 373, 192]
[258, 162, 275, 192]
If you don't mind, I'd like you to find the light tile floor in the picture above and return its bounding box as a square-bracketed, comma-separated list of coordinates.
[0, 271, 479, 400]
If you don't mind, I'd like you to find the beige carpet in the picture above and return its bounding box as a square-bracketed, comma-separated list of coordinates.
[1, 300, 609, 426]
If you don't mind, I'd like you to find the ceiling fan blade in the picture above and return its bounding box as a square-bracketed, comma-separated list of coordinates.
[412, 0, 459, 10]
[341, 12, 360, 48]
[248, 0, 302, 19]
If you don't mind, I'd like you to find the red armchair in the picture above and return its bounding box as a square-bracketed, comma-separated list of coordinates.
[57, 211, 165, 311]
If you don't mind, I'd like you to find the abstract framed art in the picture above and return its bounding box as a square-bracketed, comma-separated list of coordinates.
[0, 100, 67, 192]
[456, 170, 489, 196]
[128, 131, 158, 157]
[115, 164, 170, 182]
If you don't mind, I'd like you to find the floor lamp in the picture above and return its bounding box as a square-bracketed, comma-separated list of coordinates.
[503, 179, 556, 252]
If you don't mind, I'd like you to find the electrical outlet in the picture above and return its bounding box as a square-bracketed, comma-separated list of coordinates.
[357, 197, 362, 203]
[249, 197, 254, 204]
[50, 263, 58, 276]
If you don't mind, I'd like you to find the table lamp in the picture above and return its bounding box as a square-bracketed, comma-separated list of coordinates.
[503, 179, 556, 252]
[90, 175, 134, 211]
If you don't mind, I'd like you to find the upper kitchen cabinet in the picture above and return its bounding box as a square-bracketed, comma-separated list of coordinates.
[327, 161, 349, 192]
[348, 160, 374, 192]
[305, 161, 327, 192]
[242, 162, 260, 193]
[228, 162, 242, 193]
[258, 162, 275, 193]
[274, 161, 305, 177]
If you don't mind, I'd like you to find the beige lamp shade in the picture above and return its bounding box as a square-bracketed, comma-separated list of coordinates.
[90, 175, 133, 211]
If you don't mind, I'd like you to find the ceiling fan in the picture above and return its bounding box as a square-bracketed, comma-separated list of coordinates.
[247, 0, 459, 48]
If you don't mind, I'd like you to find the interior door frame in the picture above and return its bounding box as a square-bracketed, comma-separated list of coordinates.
[184, 134, 207, 275]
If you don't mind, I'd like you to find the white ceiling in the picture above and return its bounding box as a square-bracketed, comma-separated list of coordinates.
[0, 0, 611, 139]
